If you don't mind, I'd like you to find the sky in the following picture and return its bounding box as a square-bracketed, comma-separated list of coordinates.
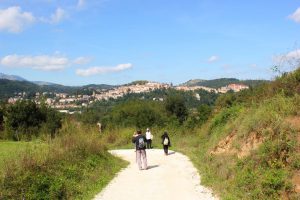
[0, 0, 300, 86]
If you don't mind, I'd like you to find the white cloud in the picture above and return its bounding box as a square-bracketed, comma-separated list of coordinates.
[49, 8, 67, 24]
[76, 63, 133, 76]
[40, 7, 67, 24]
[207, 55, 219, 63]
[0, 54, 72, 71]
[273, 49, 300, 72]
[77, 0, 86, 9]
[73, 57, 91, 65]
[289, 7, 300, 23]
[273, 49, 300, 64]
[0, 6, 35, 33]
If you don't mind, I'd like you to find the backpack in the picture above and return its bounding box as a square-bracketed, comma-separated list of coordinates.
[163, 137, 169, 145]
[137, 137, 145, 149]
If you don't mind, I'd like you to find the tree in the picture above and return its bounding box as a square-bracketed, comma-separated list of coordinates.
[164, 94, 188, 123]
[42, 108, 62, 138]
[197, 104, 212, 124]
[107, 100, 166, 128]
[5, 100, 45, 140]
[0, 107, 3, 131]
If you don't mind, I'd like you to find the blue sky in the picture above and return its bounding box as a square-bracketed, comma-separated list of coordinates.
[0, 0, 300, 86]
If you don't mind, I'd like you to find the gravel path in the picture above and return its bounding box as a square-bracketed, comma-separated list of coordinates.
[94, 149, 218, 200]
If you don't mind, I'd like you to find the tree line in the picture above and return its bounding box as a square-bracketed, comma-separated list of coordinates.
[0, 100, 62, 140]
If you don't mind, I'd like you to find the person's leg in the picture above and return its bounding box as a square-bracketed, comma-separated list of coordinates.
[149, 139, 152, 148]
[166, 146, 169, 155]
[141, 150, 148, 169]
[163, 145, 168, 155]
[146, 140, 150, 149]
[136, 150, 142, 169]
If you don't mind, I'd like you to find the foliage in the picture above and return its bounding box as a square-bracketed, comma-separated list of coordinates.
[164, 93, 188, 123]
[214, 68, 300, 109]
[41, 107, 63, 138]
[105, 100, 167, 129]
[0, 79, 114, 99]
[126, 80, 148, 85]
[171, 68, 300, 200]
[0, 107, 3, 131]
[2, 100, 62, 140]
[197, 104, 212, 125]
[183, 78, 268, 88]
[0, 122, 128, 200]
[4, 100, 45, 140]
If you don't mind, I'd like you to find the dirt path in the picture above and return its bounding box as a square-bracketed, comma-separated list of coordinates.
[94, 149, 218, 200]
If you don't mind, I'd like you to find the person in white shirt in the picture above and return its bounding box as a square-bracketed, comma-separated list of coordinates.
[145, 128, 153, 149]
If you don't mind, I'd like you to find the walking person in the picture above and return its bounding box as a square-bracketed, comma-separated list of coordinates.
[161, 131, 171, 155]
[132, 130, 148, 170]
[145, 128, 153, 149]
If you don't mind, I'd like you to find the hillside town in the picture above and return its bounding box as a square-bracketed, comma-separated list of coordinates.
[7, 82, 249, 112]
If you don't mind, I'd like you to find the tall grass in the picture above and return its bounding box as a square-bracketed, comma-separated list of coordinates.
[0, 120, 128, 200]
[172, 94, 300, 200]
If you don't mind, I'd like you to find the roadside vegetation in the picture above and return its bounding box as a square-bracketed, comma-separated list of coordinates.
[82, 68, 300, 199]
[0, 68, 299, 199]
[172, 68, 300, 200]
[0, 103, 127, 199]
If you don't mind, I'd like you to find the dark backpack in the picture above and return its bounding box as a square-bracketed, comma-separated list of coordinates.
[137, 137, 145, 149]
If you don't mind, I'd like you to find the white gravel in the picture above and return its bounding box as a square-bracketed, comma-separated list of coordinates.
[94, 149, 218, 200]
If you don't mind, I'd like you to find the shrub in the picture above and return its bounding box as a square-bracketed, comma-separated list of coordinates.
[107, 100, 167, 129]
[0, 123, 127, 199]
[164, 93, 188, 124]
[4, 100, 45, 140]
[3, 100, 62, 140]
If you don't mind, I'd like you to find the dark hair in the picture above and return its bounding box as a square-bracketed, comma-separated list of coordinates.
[137, 130, 142, 134]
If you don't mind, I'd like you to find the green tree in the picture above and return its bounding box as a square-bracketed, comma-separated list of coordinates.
[197, 104, 212, 124]
[42, 108, 62, 138]
[164, 94, 188, 123]
[0, 107, 3, 131]
[5, 100, 45, 140]
[107, 100, 166, 128]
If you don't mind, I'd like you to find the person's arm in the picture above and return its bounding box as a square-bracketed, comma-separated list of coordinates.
[168, 136, 171, 147]
[132, 136, 136, 144]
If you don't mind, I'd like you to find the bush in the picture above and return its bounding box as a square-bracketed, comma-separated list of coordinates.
[210, 105, 242, 131]
[4, 100, 45, 140]
[0, 122, 127, 199]
[0, 107, 3, 132]
[3, 100, 62, 140]
[164, 93, 188, 124]
[106, 100, 167, 129]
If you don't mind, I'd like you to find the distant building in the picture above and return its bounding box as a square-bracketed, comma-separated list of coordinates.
[227, 84, 249, 92]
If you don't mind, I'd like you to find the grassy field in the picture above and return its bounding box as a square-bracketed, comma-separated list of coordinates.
[0, 140, 45, 170]
[0, 123, 128, 200]
[171, 94, 300, 200]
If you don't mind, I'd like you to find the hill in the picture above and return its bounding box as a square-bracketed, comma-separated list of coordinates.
[95, 68, 300, 199]
[0, 73, 27, 81]
[181, 78, 268, 88]
[0, 79, 114, 99]
[174, 68, 300, 199]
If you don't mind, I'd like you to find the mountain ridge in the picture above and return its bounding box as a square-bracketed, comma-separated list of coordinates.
[181, 78, 269, 88]
[0, 73, 27, 81]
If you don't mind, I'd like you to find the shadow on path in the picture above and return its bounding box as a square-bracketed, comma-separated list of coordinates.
[147, 165, 159, 170]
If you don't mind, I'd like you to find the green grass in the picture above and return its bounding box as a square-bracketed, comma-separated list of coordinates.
[0, 140, 45, 171]
[171, 94, 300, 200]
[0, 122, 129, 200]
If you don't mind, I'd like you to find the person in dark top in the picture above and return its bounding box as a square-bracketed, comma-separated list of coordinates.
[161, 131, 171, 155]
[132, 130, 148, 170]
